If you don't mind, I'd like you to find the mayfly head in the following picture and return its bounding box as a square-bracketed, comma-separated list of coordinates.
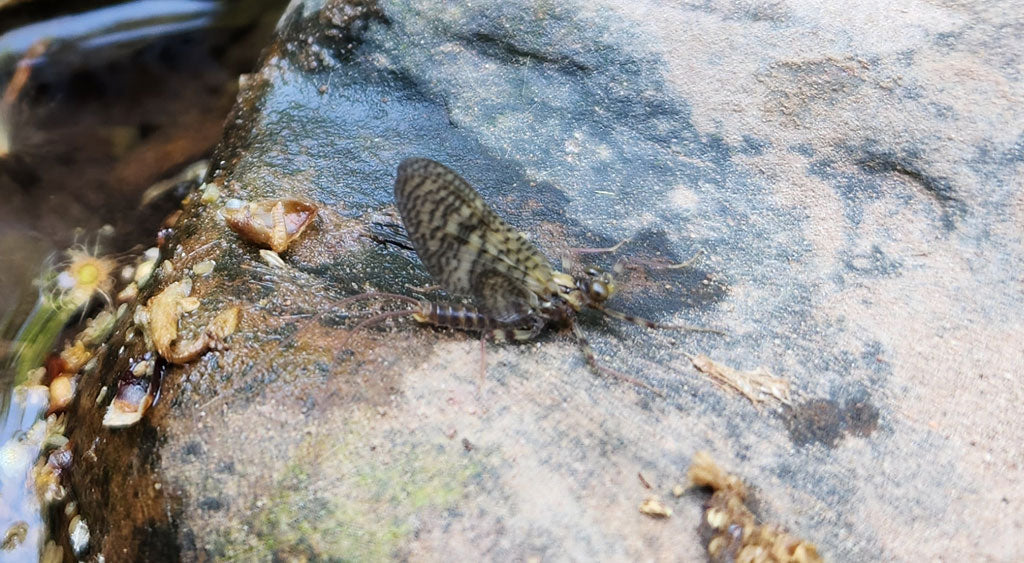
[577, 268, 616, 308]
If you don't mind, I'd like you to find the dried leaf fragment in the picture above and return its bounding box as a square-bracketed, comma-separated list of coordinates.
[639, 496, 672, 518]
[688, 452, 823, 563]
[688, 451, 747, 498]
[2, 522, 28, 551]
[685, 354, 791, 408]
[223, 198, 317, 253]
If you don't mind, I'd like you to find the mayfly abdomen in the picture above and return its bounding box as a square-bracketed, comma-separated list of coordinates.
[413, 302, 495, 331]
[412, 301, 543, 343]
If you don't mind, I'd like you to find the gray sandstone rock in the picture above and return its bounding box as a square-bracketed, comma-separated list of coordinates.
[63, 0, 1023, 560]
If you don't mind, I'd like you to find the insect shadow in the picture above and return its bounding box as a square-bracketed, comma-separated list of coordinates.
[338, 158, 724, 395]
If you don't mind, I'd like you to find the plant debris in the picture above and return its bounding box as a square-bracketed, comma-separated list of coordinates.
[223, 198, 317, 253]
[138, 279, 241, 363]
[79, 308, 119, 346]
[134, 248, 160, 288]
[200, 183, 221, 204]
[142, 279, 199, 360]
[59, 342, 91, 374]
[639, 497, 672, 519]
[685, 354, 791, 408]
[2, 521, 28, 551]
[259, 249, 287, 269]
[117, 282, 139, 303]
[688, 451, 822, 563]
[34, 441, 72, 504]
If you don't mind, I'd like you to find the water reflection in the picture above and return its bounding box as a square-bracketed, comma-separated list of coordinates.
[0, 0, 219, 60]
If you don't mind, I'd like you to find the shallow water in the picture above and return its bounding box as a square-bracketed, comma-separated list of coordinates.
[0, 0, 284, 558]
[0, 386, 48, 561]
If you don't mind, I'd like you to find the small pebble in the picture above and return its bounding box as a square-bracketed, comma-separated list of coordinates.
[192, 260, 215, 276]
[117, 282, 139, 303]
[200, 183, 220, 204]
[48, 376, 74, 412]
[134, 261, 156, 288]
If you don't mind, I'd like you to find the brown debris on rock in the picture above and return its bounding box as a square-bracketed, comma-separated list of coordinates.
[688, 451, 822, 563]
[223, 198, 317, 253]
[685, 354, 792, 409]
[639, 496, 673, 519]
[140, 279, 200, 362]
[137, 279, 241, 364]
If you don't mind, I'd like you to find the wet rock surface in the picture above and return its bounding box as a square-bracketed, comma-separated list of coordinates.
[62, 0, 1022, 560]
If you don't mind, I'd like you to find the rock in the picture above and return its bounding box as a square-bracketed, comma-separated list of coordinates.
[61, 0, 1023, 560]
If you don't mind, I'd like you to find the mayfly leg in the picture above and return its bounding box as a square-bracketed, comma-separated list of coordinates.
[334, 292, 427, 353]
[415, 303, 543, 393]
[568, 237, 632, 255]
[565, 239, 702, 274]
[596, 306, 727, 336]
[337, 309, 419, 350]
[570, 323, 665, 397]
[617, 249, 704, 272]
[562, 238, 631, 270]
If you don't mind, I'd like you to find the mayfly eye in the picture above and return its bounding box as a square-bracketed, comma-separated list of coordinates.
[586, 268, 600, 277]
[591, 281, 609, 300]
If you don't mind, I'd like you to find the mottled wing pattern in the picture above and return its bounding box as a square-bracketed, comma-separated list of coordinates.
[394, 158, 554, 319]
[470, 269, 537, 324]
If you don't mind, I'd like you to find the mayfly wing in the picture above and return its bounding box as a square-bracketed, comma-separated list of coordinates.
[394, 158, 555, 320]
[470, 269, 536, 324]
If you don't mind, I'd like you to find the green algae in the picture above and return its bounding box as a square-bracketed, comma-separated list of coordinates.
[216, 431, 479, 560]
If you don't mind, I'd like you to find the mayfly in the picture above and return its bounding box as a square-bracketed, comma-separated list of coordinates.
[343, 158, 722, 394]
